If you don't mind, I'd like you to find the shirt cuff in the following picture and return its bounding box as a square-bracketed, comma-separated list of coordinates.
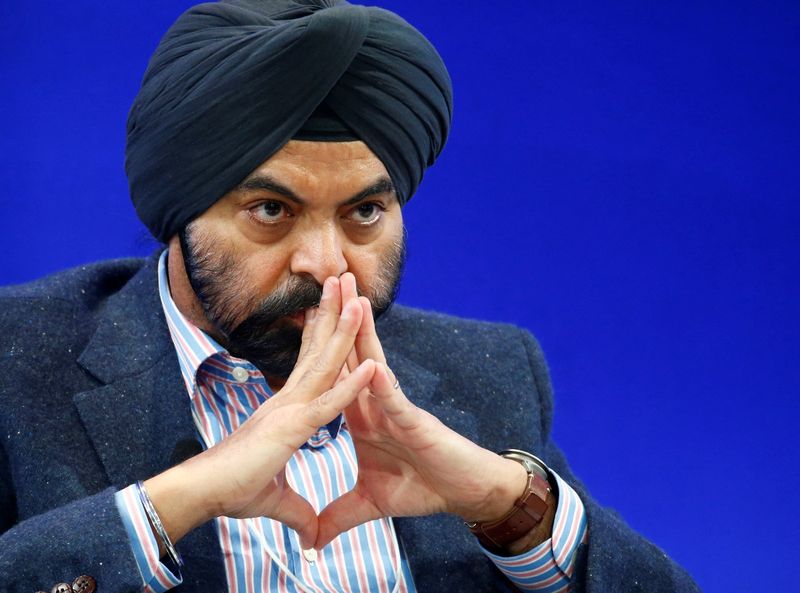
[481, 470, 588, 592]
[115, 484, 183, 593]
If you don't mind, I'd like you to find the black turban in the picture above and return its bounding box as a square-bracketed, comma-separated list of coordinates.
[126, 0, 453, 242]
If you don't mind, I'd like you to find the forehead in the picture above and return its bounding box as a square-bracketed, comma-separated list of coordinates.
[247, 139, 390, 186]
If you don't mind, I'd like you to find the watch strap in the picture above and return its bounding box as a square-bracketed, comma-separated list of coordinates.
[467, 471, 550, 551]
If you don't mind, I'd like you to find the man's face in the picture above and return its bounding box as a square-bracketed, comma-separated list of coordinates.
[169, 140, 405, 379]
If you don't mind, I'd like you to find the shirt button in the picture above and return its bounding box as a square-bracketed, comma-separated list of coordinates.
[303, 548, 318, 563]
[232, 367, 249, 382]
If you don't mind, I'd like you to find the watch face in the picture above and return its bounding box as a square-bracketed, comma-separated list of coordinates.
[500, 449, 550, 482]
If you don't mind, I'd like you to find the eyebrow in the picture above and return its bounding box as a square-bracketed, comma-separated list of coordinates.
[235, 174, 396, 206]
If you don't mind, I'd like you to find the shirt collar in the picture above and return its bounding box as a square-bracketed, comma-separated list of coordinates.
[157, 250, 230, 394]
[156, 250, 342, 439]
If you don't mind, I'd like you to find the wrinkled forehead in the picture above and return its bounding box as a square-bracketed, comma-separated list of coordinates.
[224, 140, 396, 210]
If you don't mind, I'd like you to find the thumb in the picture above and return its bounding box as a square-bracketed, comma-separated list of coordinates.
[316, 488, 381, 550]
[273, 487, 319, 550]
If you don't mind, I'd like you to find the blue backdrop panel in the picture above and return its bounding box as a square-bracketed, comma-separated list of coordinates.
[1, 2, 798, 591]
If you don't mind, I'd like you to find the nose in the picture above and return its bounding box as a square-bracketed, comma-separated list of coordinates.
[289, 221, 348, 285]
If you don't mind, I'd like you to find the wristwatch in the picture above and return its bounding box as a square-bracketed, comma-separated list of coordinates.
[466, 449, 554, 551]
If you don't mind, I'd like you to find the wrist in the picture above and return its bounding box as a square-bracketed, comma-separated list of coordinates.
[466, 449, 556, 554]
[459, 456, 529, 524]
[143, 461, 215, 547]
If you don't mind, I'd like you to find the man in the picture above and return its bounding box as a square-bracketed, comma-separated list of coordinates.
[0, 1, 700, 592]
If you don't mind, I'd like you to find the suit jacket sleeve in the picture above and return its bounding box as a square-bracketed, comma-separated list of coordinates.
[0, 482, 143, 593]
[0, 260, 229, 593]
[0, 291, 146, 592]
[519, 329, 701, 593]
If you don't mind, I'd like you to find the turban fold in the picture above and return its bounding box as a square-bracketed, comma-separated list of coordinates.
[126, 0, 453, 242]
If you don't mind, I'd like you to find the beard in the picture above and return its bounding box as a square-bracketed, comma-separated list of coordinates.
[178, 226, 405, 379]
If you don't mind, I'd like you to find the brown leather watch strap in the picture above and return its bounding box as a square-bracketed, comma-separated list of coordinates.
[468, 472, 551, 551]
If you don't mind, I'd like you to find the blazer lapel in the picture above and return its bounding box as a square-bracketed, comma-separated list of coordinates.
[73, 255, 225, 587]
[72, 359, 195, 489]
[74, 254, 196, 487]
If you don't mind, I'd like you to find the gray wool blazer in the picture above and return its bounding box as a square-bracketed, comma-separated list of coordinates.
[0, 255, 700, 593]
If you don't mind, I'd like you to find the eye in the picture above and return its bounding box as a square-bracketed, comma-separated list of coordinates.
[346, 201, 386, 225]
[250, 200, 292, 224]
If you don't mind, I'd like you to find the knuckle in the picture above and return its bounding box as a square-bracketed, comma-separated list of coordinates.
[336, 316, 360, 337]
[299, 343, 318, 361]
[308, 394, 326, 413]
[306, 390, 333, 418]
[309, 355, 334, 378]
[294, 356, 329, 386]
[316, 305, 335, 323]
[317, 388, 335, 407]
[300, 336, 320, 355]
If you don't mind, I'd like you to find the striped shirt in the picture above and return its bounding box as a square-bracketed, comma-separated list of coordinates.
[115, 250, 587, 592]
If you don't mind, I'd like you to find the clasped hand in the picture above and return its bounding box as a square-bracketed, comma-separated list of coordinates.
[150, 274, 527, 552]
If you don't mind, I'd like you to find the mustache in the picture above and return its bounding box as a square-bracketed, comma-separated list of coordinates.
[227, 276, 323, 345]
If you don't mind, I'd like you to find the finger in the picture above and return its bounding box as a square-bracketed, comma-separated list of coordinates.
[346, 347, 359, 374]
[315, 275, 342, 335]
[316, 489, 382, 550]
[281, 305, 322, 393]
[340, 385, 372, 438]
[368, 362, 418, 429]
[355, 296, 387, 365]
[294, 298, 364, 400]
[303, 359, 376, 428]
[334, 360, 350, 386]
[339, 272, 359, 305]
[291, 277, 342, 377]
[272, 486, 319, 550]
[340, 275, 360, 373]
[281, 276, 342, 393]
[295, 306, 318, 362]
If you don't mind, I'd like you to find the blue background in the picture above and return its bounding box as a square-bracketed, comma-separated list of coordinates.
[1, 1, 798, 591]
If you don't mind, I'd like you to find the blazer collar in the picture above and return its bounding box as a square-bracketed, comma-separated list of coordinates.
[77, 252, 174, 384]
